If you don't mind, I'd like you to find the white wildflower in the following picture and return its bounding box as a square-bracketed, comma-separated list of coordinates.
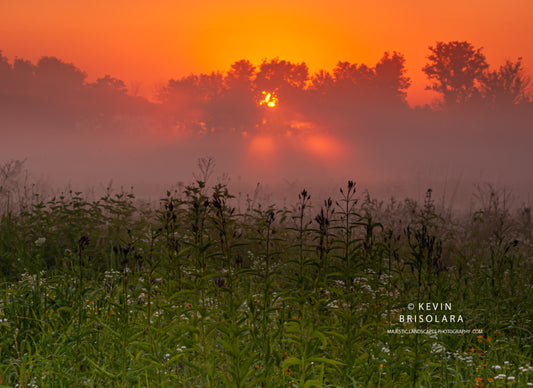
[431, 343, 446, 354]
[35, 237, 46, 246]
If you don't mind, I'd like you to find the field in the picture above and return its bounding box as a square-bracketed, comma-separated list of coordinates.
[0, 166, 532, 387]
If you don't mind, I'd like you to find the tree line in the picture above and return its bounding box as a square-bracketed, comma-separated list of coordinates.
[0, 41, 531, 133]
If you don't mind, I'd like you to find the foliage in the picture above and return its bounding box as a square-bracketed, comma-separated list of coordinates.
[423, 41, 531, 109]
[423, 41, 489, 107]
[0, 172, 531, 387]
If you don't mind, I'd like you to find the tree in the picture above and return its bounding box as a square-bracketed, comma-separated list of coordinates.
[82, 75, 129, 117]
[483, 57, 530, 107]
[309, 70, 334, 94]
[159, 72, 224, 104]
[0, 53, 33, 96]
[374, 51, 411, 104]
[329, 54, 410, 107]
[333, 61, 374, 89]
[225, 60, 256, 92]
[0, 51, 12, 94]
[90, 75, 128, 94]
[330, 61, 375, 106]
[35, 56, 87, 92]
[12, 58, 36, 93]
[0, 51, 10, 74]
[220, 60, 259, 131]
[255, 58, 308, 94]
[423, 41, 488, 107]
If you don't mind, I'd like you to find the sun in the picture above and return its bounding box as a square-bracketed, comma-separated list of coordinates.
[259, 91, 278, 107]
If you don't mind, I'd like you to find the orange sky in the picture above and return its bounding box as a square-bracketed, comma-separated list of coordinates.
[2, 0, 532, 106]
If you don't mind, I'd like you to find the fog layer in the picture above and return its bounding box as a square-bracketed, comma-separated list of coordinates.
[1, 46, 532, 208]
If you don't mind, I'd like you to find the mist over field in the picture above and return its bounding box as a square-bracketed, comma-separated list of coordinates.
[1, 47, 532, 209]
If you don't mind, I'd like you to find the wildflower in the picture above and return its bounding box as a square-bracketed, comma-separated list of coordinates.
[507, 376, 515, 381]
[431, 343, 445, 354]
[34, 237, 46, 246]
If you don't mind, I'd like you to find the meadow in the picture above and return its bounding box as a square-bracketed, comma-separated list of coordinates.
[0, 161, 531, 387]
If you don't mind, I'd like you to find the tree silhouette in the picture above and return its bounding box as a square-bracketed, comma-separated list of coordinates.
[82, 75, 130, 119]
[374, 52, 411, 104]
[317, 54, 411, 109]
[0, 51, 11, 94]
[483, 57, 530, 107]
[0, 54, 37, 96]
[89, 75, 128, 94]
[329, 61, 375, 110]
[12, 58, 36, 95]
[309, 69, 334, 94]
[225, 60, 256, 92]
[2, 47, 530, 138]
[0, 51, 9, 74]
[220, 60, 259, 132]
[333, 61, 374, 90]
[255, 58, 309, 98]
[423, 41, 488, 107]
[35, 56, 87, 93]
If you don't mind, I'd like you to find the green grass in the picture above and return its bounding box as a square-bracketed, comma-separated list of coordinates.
[0, 177, 531, 387]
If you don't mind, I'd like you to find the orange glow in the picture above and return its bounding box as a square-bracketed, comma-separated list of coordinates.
[303, 135, 345, 160]
[249, 136, 276, 156]
[259, 91, 278, 107]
